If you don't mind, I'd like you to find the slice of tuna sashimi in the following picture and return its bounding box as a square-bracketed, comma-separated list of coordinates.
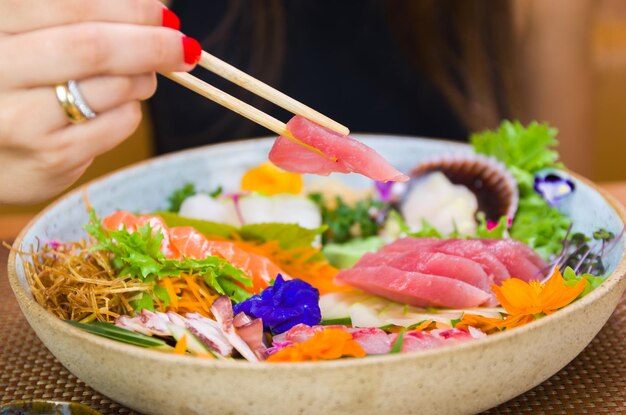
[335, 265, 491, 308]
[479, 239, 545, 282]
[480, 239, 548, 274]
[379, 237, 441, 254]
[268, 115, 409, 183]
[380, 237, 510, 284]
[432, 239, 511, 284]
[356, 250, 492, 292]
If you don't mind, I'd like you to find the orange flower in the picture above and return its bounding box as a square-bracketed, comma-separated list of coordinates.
[241, 162, 303, 195]
[267, 328, 366, 362]
[457, 313, 534, 334]
[459, 267, 587, 332]
[494, 267, 587, 316]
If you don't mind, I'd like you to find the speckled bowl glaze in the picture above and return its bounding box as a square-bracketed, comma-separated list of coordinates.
[8, 136, 626, 415]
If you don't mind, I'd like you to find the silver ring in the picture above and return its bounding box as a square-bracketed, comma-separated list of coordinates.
[66, 80, 96, 120]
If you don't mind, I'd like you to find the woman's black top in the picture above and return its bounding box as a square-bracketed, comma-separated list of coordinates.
[149, 0, 467, 155]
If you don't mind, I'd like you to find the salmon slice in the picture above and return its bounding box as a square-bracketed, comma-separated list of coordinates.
[102, 210, 139, 232]
[268, 116, 409, 182]
[102, 211, 287, 293]
[168, 227, 287, 292]
[335, 265, 491, 308]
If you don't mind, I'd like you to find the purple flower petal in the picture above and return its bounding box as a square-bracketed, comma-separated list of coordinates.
[374, 181, 394, 202]
[534, 173, 575, 207]
[232, 274, 321, 335]
[43, 239, 63, 250]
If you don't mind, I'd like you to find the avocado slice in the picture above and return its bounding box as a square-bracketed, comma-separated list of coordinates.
[323, 236, 385, 269]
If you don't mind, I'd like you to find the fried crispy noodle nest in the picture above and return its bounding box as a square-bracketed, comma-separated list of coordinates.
[16, 240, 151, 323]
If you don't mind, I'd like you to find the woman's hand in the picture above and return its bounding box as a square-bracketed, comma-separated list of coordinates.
[0, 0, 201, 204]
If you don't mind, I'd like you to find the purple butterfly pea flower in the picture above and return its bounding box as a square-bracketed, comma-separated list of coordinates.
[534, 173, 575, 207]
[233, 274, 321, 335]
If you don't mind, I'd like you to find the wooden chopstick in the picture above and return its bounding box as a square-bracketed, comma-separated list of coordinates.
[198, 51, 350, 136]
[162, 71, 336, 160]
[162, 72, 287, 136]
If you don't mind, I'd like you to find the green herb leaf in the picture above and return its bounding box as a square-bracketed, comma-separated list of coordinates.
[129, 292, 155, 312]
[310, 193, 387, 244]
[209, 186, 223, 198]
[153, 284, 171, 307]
[167, 183, 197, 212]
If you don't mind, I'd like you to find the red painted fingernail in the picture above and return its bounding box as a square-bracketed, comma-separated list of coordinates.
[182, 36, 201, 65]
[162, 7, 180, 30]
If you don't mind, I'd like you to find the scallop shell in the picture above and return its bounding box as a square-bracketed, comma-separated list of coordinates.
[409, 153, 519, 220]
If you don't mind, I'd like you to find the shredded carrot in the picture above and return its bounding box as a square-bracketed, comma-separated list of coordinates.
[232, 240, 350, 294]
[174, 335, 187, 355]
[157, 275, 219, 317]
[160, 277, 179, 309]
[413, 320, 434, 332]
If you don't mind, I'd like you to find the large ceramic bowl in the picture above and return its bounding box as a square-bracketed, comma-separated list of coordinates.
[8, 136, 626, 415]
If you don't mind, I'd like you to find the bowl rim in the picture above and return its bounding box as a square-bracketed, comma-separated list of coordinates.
[8, 135, 626, 371]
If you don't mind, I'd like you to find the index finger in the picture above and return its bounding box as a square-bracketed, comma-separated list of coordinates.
[0, 0, 178, 34]
[0, 23, 200, 89]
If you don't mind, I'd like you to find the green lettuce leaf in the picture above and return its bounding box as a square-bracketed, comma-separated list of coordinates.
[408, 220, 444, 238]
[475, 214, 509, 239]
[84, 210, 251, 306]
[129, 292, 155, 312]
[471, 121, 562, 188]
[470, 121, 571, 258]
[156, 211, 238, 239]
[562, 266, 604, 299]
[239, 223, 326, 249]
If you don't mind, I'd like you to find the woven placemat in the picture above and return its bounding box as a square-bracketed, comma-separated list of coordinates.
[1, 248, 624, 415]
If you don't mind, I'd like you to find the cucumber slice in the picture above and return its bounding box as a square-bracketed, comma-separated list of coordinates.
[320, 292, 505, 329]
[320, 317, 352, 326]
[66, 321, 171, 350]
[319, 291, 370, 321]
[167, 324, 217, 358]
